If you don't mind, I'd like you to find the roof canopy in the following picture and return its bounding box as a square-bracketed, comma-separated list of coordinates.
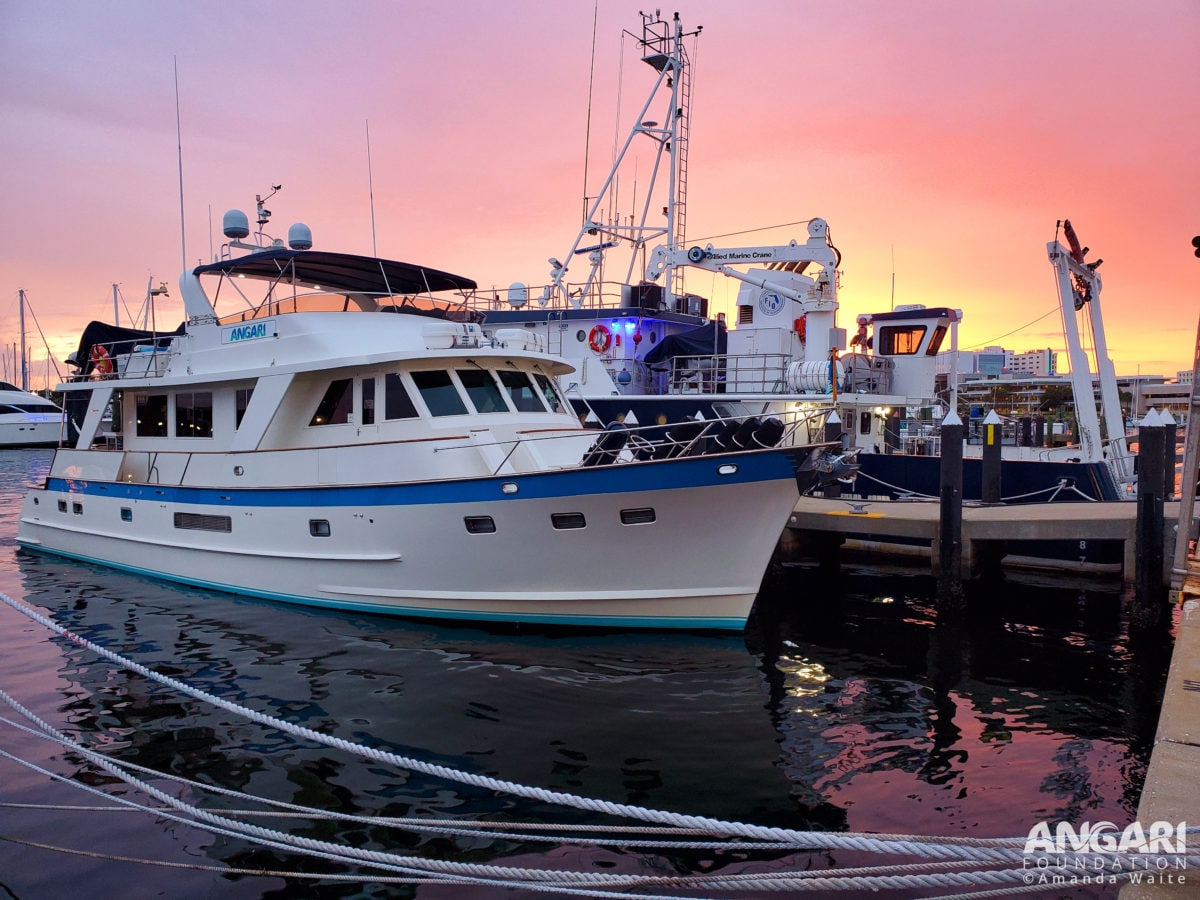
[192, 249, 478, 296]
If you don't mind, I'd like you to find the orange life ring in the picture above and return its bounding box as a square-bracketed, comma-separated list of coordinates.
[90, 344, 113, 375]
[588, 324, 612, 354]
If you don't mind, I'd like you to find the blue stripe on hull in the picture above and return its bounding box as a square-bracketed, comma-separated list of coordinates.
[44, 449, 799, 508]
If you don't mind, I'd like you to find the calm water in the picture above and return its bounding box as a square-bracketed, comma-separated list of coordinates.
[0, 450, 1177, 898]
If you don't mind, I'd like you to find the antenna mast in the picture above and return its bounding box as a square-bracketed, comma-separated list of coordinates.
[366, 119, 378, 256]
[174, 57, 187, 272]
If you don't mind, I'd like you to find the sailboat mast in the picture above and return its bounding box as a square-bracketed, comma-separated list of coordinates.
[18, 289, 27, 392]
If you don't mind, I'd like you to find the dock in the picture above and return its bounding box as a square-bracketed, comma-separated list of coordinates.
[785, 496, 1181, 580]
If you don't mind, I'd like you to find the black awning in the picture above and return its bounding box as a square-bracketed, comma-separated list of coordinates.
[643, 320, 727, 367]
[192, 249, 477, 296]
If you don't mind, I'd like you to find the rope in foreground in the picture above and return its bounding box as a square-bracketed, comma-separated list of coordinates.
[1, 590, 1194, 895]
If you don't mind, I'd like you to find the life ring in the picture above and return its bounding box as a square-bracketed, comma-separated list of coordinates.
[588, 324, 612, 354]
[90, 344, 113, 376]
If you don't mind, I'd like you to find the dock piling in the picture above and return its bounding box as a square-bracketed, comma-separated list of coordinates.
[1134, 412, 1166, 623]
[981, 410, 1002, 505]
[937, 411, 965, 606]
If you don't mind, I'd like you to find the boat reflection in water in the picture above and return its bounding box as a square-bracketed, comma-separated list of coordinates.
[0, 535, 1172, 896]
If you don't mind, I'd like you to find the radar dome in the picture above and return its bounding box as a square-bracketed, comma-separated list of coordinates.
[222, 209, 250, 239]
[288, 222, 313, 250]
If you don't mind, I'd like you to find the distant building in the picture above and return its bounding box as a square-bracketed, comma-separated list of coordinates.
[1009, 348, 1057, 377]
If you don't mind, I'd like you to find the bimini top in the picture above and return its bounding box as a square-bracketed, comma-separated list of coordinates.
[193, 248, 478, 296]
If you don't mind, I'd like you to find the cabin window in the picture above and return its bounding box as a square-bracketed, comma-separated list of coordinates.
[498, 370, 546, 412]
[412, 370, 467, 417]
[309, 378, 354, 426]
[384, 373, 419, 420]
[551, 512, 586, 530]
[135, 393, 169, 437]
[926, 324, 948, 356]
[362, 378, 376, 425]
[457, 369, 509, 413]
[175, 391, 213, 438]
[309, 519, 331, 537]
[235, 387, 254, 428]
[464, 515, 496, 534]
[876, 325, 926, 355]
[533, 373, 565, 413]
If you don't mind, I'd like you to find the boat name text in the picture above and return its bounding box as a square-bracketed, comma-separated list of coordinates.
[222, 321, 278, 344]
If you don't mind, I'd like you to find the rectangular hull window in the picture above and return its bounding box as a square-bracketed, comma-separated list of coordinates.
[464, 515, 496, 534]
[619, 507, 656, 525]
[551, 512, 586, 530]
[174, 512, 232, 532]
[309, 519, 332, 537]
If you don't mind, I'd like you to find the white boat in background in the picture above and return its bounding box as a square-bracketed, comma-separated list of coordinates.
[0, 380, 69, 448]
[16, 198, 828, 630]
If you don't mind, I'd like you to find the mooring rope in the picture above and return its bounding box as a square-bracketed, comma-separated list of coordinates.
[2, 589, 1195, 894]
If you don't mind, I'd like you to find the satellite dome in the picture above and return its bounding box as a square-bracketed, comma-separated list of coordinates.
[288, 222, 313, 250]
[222, 209, 250, 239]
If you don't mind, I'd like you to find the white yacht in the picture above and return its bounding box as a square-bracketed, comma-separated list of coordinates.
[16, 208, 826, 630]
[0, 381, 68, 447]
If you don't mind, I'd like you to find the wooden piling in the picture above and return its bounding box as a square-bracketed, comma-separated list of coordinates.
[981, 409, 1002, 504]
[1134, 413, 1166, 622]
[937, 411, 965, 605]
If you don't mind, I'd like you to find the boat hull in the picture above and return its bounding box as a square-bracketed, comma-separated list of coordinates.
[17, 450, 801, 630]
[0, 416, 68, 448]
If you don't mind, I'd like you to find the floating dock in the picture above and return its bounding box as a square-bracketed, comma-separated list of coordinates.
[785, 496, 1180, 580]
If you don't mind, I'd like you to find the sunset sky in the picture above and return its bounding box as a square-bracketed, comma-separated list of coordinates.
[1, 1, 1197, 392]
